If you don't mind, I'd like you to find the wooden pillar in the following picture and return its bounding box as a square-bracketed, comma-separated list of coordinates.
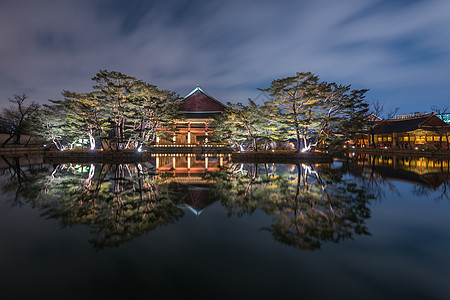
[187, 156, 191, 169]
[188, 122, 191, 144]
[156, 156, 159, 169]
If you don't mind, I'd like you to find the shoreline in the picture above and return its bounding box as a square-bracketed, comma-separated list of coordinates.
[1, 146, 450, 162]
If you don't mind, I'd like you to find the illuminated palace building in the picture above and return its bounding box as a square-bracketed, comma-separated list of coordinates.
[157, 85, 226, 146]
[154, 86, 229, 176]
[363, 113, 450, 149]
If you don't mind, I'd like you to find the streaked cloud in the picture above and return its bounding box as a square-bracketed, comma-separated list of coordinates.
[0, 0, 448, 113]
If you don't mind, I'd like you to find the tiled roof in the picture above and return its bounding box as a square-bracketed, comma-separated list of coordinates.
[372, 113, 449, 134]
[180, 86, 227, 113]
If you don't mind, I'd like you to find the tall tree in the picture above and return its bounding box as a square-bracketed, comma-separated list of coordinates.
[318, 84, 370, 149]
[261, 72, 322, 152]
[261, 72, 369, 152]
[212, 99, 270, 151]
[91, 70, 181, 150]
[0, 94, 40, 147]
[39, 70, 182, 151]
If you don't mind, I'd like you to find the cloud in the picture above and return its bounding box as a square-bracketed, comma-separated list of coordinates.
[0, 0, 448, 113]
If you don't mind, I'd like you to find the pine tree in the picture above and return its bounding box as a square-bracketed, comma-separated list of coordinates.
[262, 72, 369, 152]
[261, 72, 322, 152]
[212, 99, 269, 151]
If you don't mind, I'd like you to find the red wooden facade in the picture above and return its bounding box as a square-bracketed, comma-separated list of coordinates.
[158, 85, 227, 146]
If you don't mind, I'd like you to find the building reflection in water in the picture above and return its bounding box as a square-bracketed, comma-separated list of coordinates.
[0, 153, 449, 250]
[348, 154, 450, 194]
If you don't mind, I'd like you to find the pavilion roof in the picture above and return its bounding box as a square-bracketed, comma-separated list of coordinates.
[179, 85, 227, 119]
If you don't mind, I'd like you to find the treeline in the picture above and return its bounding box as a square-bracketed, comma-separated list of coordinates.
[1, 70, 369, 152]
[212, 72, 369, 152]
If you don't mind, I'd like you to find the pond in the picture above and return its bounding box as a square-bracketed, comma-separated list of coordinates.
[0, 154, 449, 299]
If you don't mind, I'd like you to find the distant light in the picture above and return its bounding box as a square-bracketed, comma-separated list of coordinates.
[137, 146, 142, 152]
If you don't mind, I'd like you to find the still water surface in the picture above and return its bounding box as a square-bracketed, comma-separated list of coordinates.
[0, 154, 449, 299]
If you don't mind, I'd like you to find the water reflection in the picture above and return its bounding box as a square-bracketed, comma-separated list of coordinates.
[349, 154, 450, 201]
[1, 154, 449, 250]
[211, 163, 375, 250]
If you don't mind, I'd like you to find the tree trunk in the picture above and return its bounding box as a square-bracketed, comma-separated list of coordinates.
[296, 129, 301, 153]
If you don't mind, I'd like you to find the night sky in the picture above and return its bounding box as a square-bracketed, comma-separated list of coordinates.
[0, 0, 449, 114]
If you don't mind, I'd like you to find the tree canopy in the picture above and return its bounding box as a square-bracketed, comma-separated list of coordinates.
[261, 72, 370, 152]
[34, 70, 181, 151]
[212, 72, 369, 152]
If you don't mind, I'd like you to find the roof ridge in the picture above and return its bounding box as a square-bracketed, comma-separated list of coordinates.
[183, 85, 227, 108]
[386, 113, 434, 122]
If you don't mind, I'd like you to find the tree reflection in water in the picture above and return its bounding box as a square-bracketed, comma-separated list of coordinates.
[2, 160, 186, 249]
[2, 154, 449, 250]
[40, 163, 187, 249]
[212, 162, 375, 250]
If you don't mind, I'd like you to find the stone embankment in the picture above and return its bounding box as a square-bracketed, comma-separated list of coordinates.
[231, 151, 332, 163]
[348, 148, 450, 158]
[42, 146, 233, 163]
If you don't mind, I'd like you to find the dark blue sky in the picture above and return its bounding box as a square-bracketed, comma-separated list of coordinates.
[0, 0, 449, 114]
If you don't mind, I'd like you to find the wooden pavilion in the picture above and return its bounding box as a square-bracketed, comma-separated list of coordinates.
[368, 113, 450, 149]
[153, 86, 229, 175]
[157, 85, 227, 146]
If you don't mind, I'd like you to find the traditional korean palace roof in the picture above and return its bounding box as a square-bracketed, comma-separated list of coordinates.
[179, 85, 227, 119]
[372, 113, 450, 134]
[183, 186, 215, 216]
